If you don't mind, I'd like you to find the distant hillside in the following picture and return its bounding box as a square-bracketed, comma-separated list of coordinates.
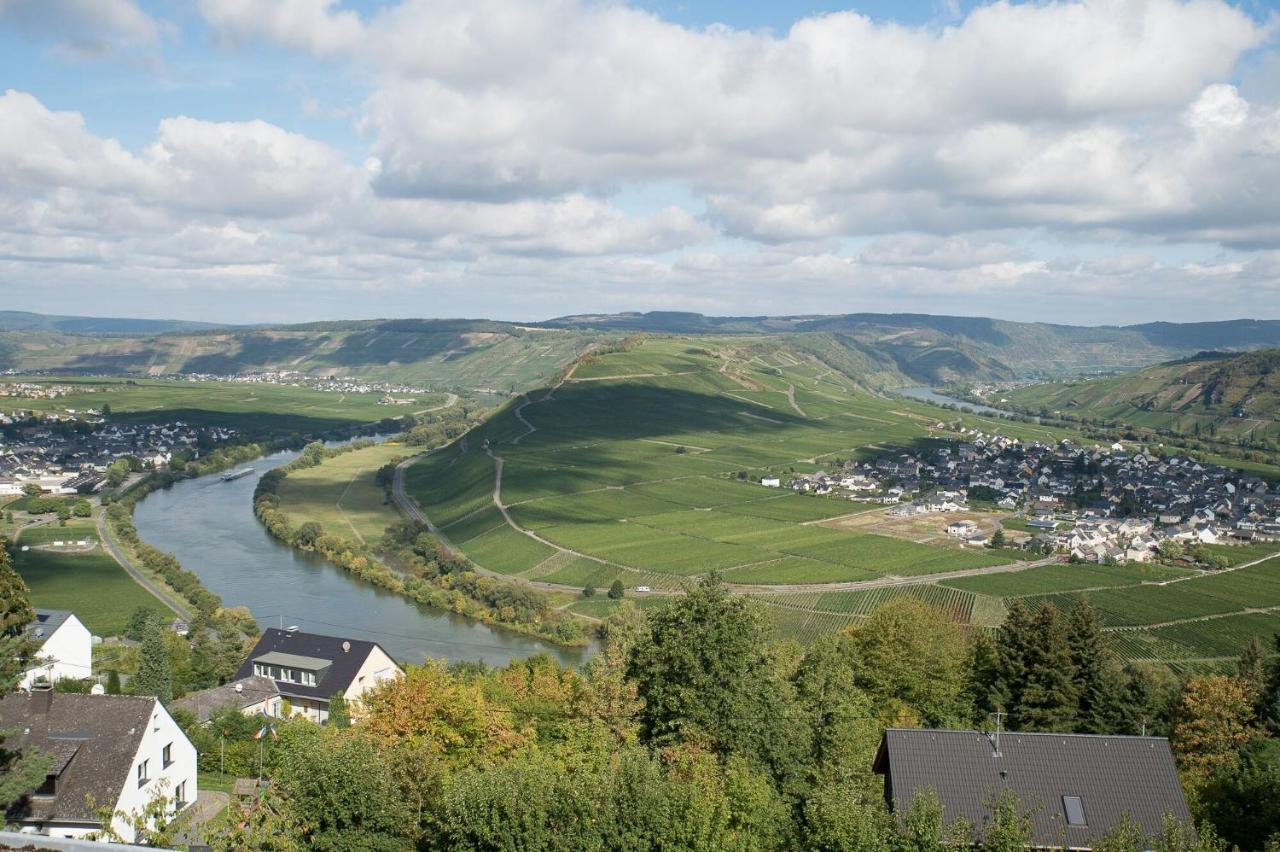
[4, 309, 1280, 388]
[540, 312, 1280, 380]
[1000, 349, 1280, 443]
[0, 319, 600, 394]
[0, 310, 227, 335]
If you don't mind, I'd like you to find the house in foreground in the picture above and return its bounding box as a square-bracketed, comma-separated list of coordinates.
[20, 610, 92, 690]
[873, 728, 1191, 849]
[0, 687, 196, 842]
[232, 627, 402, 723]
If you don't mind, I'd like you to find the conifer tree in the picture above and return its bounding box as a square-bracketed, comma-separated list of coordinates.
[1013, 604, 1079, 732]
[1065, 599, 1126, 734]
[991, 598, 1034, 716]
[0, 548, 52, 803]
[133, 621, 173, 703]
[1236, 636, 1268, 703]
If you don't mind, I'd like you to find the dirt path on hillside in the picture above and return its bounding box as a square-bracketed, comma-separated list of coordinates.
[786, 385, 806, 417]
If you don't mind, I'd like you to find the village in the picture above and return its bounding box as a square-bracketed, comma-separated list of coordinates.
[0, 413, 236, 496]
[171, 369, 430, 401]
[777, 428, 1280, 565]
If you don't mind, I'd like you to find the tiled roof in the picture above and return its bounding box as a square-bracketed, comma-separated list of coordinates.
[874, 728, 1191, 848]
[0, 692, 156, 824]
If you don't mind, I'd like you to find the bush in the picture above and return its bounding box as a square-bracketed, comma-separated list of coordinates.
[608, 580, 624, 600]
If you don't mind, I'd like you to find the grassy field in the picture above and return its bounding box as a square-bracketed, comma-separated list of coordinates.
[2, 376, 449, 435]
[11, 543, 164, 636]
[397, 336, 1280, 664]
[275, 442, 414, 546]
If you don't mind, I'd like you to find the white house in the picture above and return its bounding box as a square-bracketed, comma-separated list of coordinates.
[234, 628, 403, 723]
[0, 688, 197, 842]
[760, 477, 781, 488]
[20, 610, 92, 690]
[946, 520, 978, 537]
[171, 675, 282, 722]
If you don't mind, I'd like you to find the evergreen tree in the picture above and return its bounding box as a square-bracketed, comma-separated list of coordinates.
[607, 579, 624, 600]
[964, 629, 1001, 725]
[1065, 600, 1127, 734]
[133, 621, 173, 703]
[106, 669, 122, 695]
[1236, 635, 1268, 704]
[1260, 633, 1280, 736]
[0, 548, 52, 803]
[1013, 604, 1079, 732]
[991, 598, 1034, 717]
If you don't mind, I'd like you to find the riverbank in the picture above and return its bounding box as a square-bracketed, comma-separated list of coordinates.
[131, 445, 591, 666]
[253, 441, 591, 649]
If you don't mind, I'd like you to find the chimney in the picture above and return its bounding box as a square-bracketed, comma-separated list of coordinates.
[30, 680, 53, 715]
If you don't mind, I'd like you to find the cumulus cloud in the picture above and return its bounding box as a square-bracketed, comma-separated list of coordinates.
[3, 1, 1280, 322]
[0, 0, 161, 57]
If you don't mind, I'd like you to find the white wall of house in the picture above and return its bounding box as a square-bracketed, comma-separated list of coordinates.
[345, 645, 402, 710]
[115, 701, 197, 844]
[20, 614, 92, 690]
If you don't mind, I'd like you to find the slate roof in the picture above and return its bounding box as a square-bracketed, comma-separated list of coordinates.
[233, 628, 396, 702]
[0, 692, 155, 825]
[873, 728, 1191, 849]
[24, 610, 73, 647]
[171, 675, 280, 723]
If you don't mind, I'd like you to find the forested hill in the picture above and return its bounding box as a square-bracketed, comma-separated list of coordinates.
[1000, 349, 1280, 444]
[3, 309, 1280, 388]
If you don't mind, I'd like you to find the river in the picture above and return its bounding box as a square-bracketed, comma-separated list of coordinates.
[132, 447, 592, 668]
[895, 386, 1036, 421]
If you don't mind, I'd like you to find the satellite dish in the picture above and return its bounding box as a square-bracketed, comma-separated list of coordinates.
[342, 641, 351, 653]
[90, 684, 105, 695]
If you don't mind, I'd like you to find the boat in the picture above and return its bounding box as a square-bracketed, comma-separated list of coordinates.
[220, 467, 255, 482]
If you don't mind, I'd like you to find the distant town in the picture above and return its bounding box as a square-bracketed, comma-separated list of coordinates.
[779, 426, 1275, 565]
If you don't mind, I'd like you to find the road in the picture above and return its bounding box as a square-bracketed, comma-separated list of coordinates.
[95, 509, 192, 619]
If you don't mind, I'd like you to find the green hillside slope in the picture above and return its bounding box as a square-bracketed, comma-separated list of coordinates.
[1001, 350, 1280, 444]
[0, 320, 599, 394]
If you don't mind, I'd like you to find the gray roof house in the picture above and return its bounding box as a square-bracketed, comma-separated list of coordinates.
[873, 728, 1192, 849]
[0, 688, 197, 843]
[171, 674, 281, 723]
[232, 628, 401, 723]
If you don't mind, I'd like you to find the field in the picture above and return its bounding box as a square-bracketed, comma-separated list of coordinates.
[275, 442, 414, 546]
[10, 529, 164, 636]
[393, 336, 1280, 665]
[2, 377, 452, 435]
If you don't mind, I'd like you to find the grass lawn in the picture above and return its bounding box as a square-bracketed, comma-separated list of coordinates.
[275, 443, 415, 546]
[11, 546, 166, 636]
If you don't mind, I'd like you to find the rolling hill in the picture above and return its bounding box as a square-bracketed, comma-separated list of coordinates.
[999, 350, 1280, 444]
[4, 309, 1280, 389]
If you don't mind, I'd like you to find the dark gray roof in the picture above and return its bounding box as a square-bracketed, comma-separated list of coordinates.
[171, 675, 280, 723]
[0, 693, 156, 825]
[874, 728, 1191, 849]
[233, 628, 397, 702]
[24, 610, 73, 647]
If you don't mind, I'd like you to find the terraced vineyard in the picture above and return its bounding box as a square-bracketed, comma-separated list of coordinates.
[400, 335, 1280, 666]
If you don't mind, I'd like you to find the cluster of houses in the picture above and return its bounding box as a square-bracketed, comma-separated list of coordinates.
[0, 383, 99, 401]
[175, 369, 429, 398]
[5, 606, 1196, 849]
[773, 430, 1280, 564]
[0, 420, 236, 497]
[5, 608, 403, 843]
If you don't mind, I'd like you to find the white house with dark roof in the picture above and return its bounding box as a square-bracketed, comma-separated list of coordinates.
[234, 628, 402, 723]
[20, 610, 92, 690]
[0, 687, 196, 842]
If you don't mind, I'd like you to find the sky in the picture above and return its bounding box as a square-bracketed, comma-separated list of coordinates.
[1, 0, 1279, 326]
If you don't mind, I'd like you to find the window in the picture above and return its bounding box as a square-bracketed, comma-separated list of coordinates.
[137, 760, 149, 787]
[1062, 796, 1087, 827]
[162, 742, 172, 768]
[174, 781, 186, 809]
[302, 670, 316, 686]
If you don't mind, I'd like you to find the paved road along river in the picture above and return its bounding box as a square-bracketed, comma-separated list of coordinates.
[132, 447, 592, 668]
